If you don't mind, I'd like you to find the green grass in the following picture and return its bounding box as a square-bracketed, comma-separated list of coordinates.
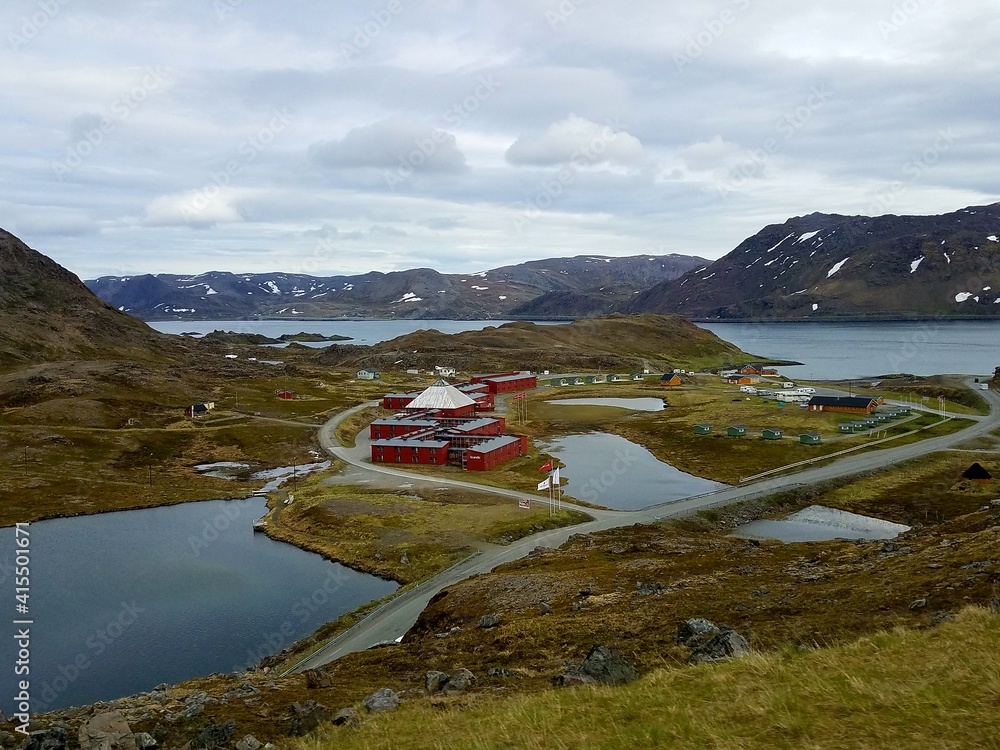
[295, 607, 1000, 750]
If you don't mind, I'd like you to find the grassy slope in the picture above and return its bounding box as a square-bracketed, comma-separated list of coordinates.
[297, 607, 1000, 750]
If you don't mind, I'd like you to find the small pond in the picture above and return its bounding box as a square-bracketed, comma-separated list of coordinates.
[545, 397, 666, 412]
[541, 432, 727, 510]
[731, 505, 910, 542]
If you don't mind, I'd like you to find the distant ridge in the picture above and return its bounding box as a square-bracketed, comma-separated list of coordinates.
[85, 254, 708, 321]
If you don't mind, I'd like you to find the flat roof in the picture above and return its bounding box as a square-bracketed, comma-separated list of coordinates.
[444, 418, 500, 432]
[809, 396, 879, 407]
[371, 418, 438, 427]
[466, 435, 522, 453]
[383, 391, 420, 399]
[372, 438, 450, 448]
[481, 373, 536, 383]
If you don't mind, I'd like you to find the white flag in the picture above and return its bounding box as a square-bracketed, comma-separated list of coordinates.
[551, 467, 561, 486]
[537, 478, 550, 491]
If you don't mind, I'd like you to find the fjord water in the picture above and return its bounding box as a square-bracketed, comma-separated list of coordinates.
[543, 432, 727, 510]
[0, 498, 397, 714]
[701, 320, 1000, 379]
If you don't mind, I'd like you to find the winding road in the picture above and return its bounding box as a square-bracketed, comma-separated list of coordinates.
[285, 379, 1000, 674]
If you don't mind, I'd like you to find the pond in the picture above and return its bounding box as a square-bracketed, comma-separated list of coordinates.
[731, 505, 910, 542]
[541, 432, 727, 510]
[0, 498, 397, 714]
[544, 397, 666, 412]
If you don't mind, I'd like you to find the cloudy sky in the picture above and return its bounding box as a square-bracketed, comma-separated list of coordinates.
[2, 0, 998, 278]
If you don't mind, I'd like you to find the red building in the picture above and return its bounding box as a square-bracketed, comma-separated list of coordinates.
[472, 372, 538, 394]
[807, 396, 880, 414]
[464, 435, 529, 470]
[372, 439, 450, 466]
[369, 417, 439, 439]
[383, 391, 420, 409]
[276, 389, 297, 400]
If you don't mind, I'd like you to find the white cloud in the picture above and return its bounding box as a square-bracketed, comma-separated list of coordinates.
[308, 117, 467, 172]
[142, 190, 244, 228]
[505, 114, 646, 167]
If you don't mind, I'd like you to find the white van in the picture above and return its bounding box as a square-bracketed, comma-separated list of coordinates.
[739, 385, 758, 394]
[782, 382, 795, 389]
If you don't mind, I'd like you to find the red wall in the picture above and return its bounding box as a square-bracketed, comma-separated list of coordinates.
[371, 443, 449, 465]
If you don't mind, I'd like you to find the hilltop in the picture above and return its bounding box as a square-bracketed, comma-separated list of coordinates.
[628, 203, 1000, 319]
[0, 229, 179, 365]
[316, 314, 754, 372]
[85, 254, 707, 321]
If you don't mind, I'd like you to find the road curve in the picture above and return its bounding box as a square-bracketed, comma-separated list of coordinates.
[288, 381, 1000, 673]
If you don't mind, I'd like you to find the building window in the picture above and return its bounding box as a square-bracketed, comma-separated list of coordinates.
[430, 456, 436, 463]
[412, 456, 419, 463]
[394, 456, 401, 463]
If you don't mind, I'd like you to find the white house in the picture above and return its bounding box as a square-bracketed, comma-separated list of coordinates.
[434, 365, 457, 378]
[357, 368, 380, 380]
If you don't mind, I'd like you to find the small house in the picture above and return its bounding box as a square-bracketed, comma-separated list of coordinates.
[807, 396, 880, 414]
[184, 403, 213, 418]
[694, 424, 712, 435]
[587, 375, 606, 385]
[800, 433, 822, 445]
[838, 423, 856, 433]
[357, 368, 381, 380]
[962, 462, 993, 483]
[761, 428, 783, 441]
[660, 374, 682, 387]
[434, 366, 457, 378]
[573, 377, 585, 386]
[609, 374, 627, 383]
[276, 389, 297, 400]
[727, 425, 747, 437]
[630, 373, 645, 381]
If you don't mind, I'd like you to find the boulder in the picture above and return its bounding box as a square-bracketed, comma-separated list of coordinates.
[487, 667, 514, 678]
[304, 669, 334, 689]
[478, 614, 501, 629]
[690, 629, 751, 664]
[424, 671, 450, 694]
[0, 731, 17, 749]
[538, 601, 554, 615]
[192, 721, 235, 750]
[400, 551, 410, 565]
[362, 688, 400, 714]
[235, 735, 263, 750]
[289, 701, 331, 736]
[551, 665, 596, 688]
[677, 618, 721, 649]
[79, 711, 137, 750]
[331, 708, 359, 727]
[133, 733, 157, 750]
[579, 645, 639, 685]
[441, 668, 476, 695]
[22, 729, 69, 750]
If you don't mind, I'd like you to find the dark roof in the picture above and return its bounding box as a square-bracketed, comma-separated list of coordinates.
[962, 462, 993, 480]
[466, 435, 522, 453]
[808, 396, 878, 408]
[372, 438, 450, 448]
[483, 373, 536, 384]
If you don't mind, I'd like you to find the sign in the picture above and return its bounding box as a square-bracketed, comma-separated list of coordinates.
[518, 499, 530, 509]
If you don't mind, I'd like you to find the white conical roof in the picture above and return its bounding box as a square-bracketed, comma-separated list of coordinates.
[406, 379, 477, 411]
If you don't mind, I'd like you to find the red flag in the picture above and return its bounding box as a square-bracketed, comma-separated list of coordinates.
[539, 460, 553, 472]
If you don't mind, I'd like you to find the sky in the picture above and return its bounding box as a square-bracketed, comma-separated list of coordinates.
[2, 0, 998, 279]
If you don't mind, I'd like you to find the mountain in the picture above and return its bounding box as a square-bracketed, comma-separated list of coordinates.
[85, 254, 707, 320]
[0, 229, 177, 365]
[316, 314, 751, 373]
[627, 204, 1000, 319]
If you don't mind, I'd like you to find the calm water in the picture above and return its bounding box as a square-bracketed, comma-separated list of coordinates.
[731, 519, 898, 542]
[148, 319, 557, 345]
[701, 321, 1000, 380]
[545, 397, 666, 412]
[0, 498, 397, 714]
[543, 432, 727, 510]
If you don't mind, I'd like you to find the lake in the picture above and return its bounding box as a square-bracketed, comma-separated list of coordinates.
[701, 320, 1000, 380]
[151, 318, 999, 380]
[148, 319, 556, 346]
[0, 498, 397, 714]
[544, 397, 666, 412]
[542, 432, 727, 510]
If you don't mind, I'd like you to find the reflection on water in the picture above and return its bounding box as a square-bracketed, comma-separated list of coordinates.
[542, 432, 726, 510]
[545, 397, 665, 412]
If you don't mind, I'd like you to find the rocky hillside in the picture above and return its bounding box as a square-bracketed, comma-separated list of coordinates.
[627, 203, 1000, 319]
[85, 254, 707, 321]
[316, 314, 751, 373]
[0, 229, 179, 365]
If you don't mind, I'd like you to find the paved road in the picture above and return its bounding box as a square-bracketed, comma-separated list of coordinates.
[286, 379, 1000, 674]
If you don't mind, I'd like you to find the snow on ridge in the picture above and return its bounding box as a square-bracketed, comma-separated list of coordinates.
[826, 257, 850, 278]
[393, 292, 423, 303]
[812, 303, 819, 311]
[944, 252, 951, 263]
[909, 257, 924, 273]
[987, 235, 998, 242]
[955, 292, 975, 303]
[765, 234, 795, 253]
[796, 230, 821, 243]
[262, 281, 281, 295]
[471, 285, 489, 290]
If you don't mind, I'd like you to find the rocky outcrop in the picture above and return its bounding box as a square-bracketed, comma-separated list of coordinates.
[552, 644, 639, 687]
[289, 702, 331, 736]
[362, 688, 400, 714]
[478, 614, 501, 629]
[192, 720, 235, 750]
[424, 669, 476, 696]
[78, 712, 137, 750]
[677, 618, 751, 663]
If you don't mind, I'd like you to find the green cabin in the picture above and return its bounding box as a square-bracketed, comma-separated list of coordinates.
[727, 425, 747, 437]
[800, 433, 822, 445]
[694, 424, 712, 435]
[761, 428, 784, 441]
